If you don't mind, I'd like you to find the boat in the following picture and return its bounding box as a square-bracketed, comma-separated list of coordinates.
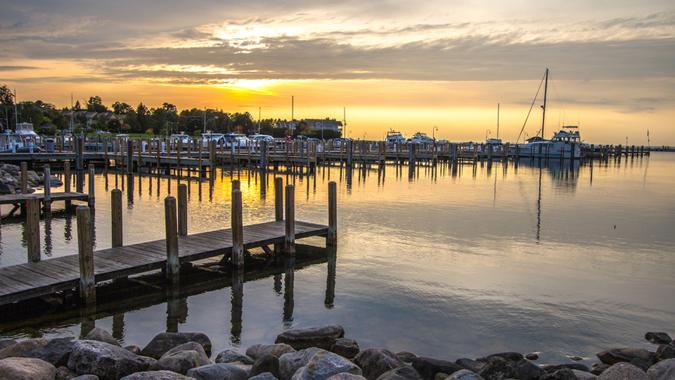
[170, 132, 191, 144]
[0, 122, 40, 153]
[486, 103, 502, 146]
[385, 130, 406, 145]
[516, 69, 583, 159]
[408, 132, 434, 145]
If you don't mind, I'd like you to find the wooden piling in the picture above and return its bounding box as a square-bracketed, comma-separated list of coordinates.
[26, 198, 41, 262]
[126, 139, 133, 174]
[232, 179, 240, 191]
[327, 181, 337, 246]
[76, 206, 96, 304]
[274, 177, 283, 222]
[178, 184, 188, 236]
[232, 189, 244, 267]
[88, 166, 95, 207]
[20, 162, 28, 194]
[164, 196, 179, 282]
[43, 165, 52, 212]
[111, 189, 123, 248]
[285, 184, 295, 255]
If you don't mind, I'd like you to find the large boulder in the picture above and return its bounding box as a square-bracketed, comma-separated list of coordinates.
[84, 328, 120, 346]
[597, 348, 654, 365]
[331, 339, 360, 359]
[411, 357, 462, 380]
[327, 374, 367, 380]
[251, 372, 280, 380]
[276, 325, 345, 350]
[0, 337, 75, 366]
[121, 370, 193, 379]
[141, 332, 212, 359]
[251, 353, 281, 378]
[375, 365, 422, 380]
[292, 350, 362, 380]
[597, 362, 647, 380]
[355, 349, 404, 380]
[656, 344, 675, 361]
[0, 339, 16, 350]
[454, 359, 484, 374]
[446, 370, 484, 380]
[647, 358, 675, 380]
[477, 357, 516, 380]
[541, 363, 591, 373]
[645, 332, 672, 345]
[540, 368, 577, 380]
[186, 363, 249, 380]
[512, 359, 545, 380]
[396, 353, 417, 364]
[67, 340, 155, 380]
[0, 357, 57, 380]
[247, 344, 296, 360]
[479, 352, 523, 363]
[215, 348, 254, 364]
[152, 341, 211, 374]
[571, 370, 596, 380]
[279, 347, 324, 380]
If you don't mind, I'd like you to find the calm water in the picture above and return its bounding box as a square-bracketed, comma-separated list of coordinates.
[1, 153, 674, 364]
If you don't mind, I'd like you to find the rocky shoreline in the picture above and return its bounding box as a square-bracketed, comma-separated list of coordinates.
[0, 326, 673, 380]
[0, 163, 62, 195]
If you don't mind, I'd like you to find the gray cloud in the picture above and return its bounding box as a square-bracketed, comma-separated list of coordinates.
[0, 65, 39, 71]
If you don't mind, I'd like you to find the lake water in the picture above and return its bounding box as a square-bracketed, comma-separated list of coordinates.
[1, 153, 674, 364]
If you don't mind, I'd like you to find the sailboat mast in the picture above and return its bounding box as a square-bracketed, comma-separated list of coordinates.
[496, 103, 500, 139]
[541, 68, 549, 139]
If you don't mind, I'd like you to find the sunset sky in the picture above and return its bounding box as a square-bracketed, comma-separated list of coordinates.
[1, 0, 674, 144]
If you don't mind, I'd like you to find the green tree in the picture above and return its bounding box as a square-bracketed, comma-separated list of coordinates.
[86, 96, 107, 112]
[112, 101, 133, 115]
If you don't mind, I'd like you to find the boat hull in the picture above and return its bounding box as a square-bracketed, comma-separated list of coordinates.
[515, 141, 581, 159]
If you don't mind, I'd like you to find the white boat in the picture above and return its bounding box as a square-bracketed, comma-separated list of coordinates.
[516, 69, 582, 159]
[201, 131, 225, 145]
[250, 134, 274, 142]
[224, 133, 249, 148]
[170, 132, 191, 144]
[385, 130, 406, 145]
[408, 132, 434, 145]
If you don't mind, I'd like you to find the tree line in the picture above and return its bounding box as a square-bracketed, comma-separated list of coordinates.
[0, 85, 341, 139]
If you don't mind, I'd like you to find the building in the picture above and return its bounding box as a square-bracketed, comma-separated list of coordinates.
[303, 119, 343, 132]
[274, 120, 299, 131]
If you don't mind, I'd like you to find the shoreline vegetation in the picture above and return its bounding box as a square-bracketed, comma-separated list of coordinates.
[0, 325, 673, 379]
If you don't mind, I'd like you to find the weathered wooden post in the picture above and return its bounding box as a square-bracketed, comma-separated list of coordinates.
[232, 189, 244, 267]
[232, 179, 240, 191]
[111, 189, 123, 248]
[178, 184, 188, 236]
[126, 139, 133, 174]
[26, 198, 41, 262]
[88, 165, 95, 207]
[64, 160, 72, 208]
[43, 165, 52, 212]
[346, 140, 353, 167]
[76, 206, 96, 304]
[20, 162, 28, 194]
[164, 196, 179, 282]
[76, 136, 84, 171]
[285, 184, 295, 255]
[327, 181, 337, 246]
[274, 177, 283, 222]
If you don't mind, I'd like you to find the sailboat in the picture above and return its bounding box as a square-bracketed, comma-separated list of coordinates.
[516, 69, 582, 159]
[486, 103, 502, 146]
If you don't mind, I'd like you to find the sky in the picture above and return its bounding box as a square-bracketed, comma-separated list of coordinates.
[1, 0, 674, 144]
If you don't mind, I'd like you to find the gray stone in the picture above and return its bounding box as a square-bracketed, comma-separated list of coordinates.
[125, 345, 142, 355]
[0, 339, 16, 350]
[153, 341, 211, 374]
[512, 359, 545, 380]
[0, 336, 75, 366]
[647, 358, 675, 380]
[0, 357, 57, 380]
[656, 344, 675, 361]
[84, 327, 120, 346]
[481, 352, 523, 363]
[597, 348, 654, 365]
[72, 376, 100, 380]
[331, 338, 360, 359]
[597, 362, 647, 380]
[645, 332, 672, 345]
[572, 369, 597, 380]
[56, 365, 78, 380]
[454, 359, 484, 374]
[591, 363, 610, 375]
[355, 349, 404, 380]
[396, 352, 417, 364]
[279, 347, 324, 380]
[446, 369, 484, 380]
[141, 332, 212, 359]
[433, 373, 447, 380]
[121, 370, 193, 379]
[375, 365, 422, 380]
[477, 357, 516, 380]
[186, 363, 250, 380]
[292, 351, 362, 380]
[540, 368, 577, 380]
[411, 357, 462, 380]
[276, 325, 345, 350]
[251, 372, 280, 380]
[541, 363, 591, 373]
[215, 348, 254, 364]
[67, 340, 154, 380]
[247, 344, 297, 360]
[524, 352, 539, 361]
[252, 353, 281, 378]
[327, 374, 367, 380]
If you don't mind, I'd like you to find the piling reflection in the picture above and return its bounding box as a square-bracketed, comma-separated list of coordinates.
[230, 268, 244, 344]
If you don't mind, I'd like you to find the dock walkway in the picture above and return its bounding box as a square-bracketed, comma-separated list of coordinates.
[0, 220, 328, 305]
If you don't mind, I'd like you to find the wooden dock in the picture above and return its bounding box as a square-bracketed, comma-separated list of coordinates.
[0, 220, 327, 306]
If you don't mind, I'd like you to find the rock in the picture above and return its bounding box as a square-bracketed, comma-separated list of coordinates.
[331, 338, 360, 359]
[327, 374, 367, 380]
[446, 369, 484, 380]
[56, 365, 78, 380]
[121, 370, 193, 379]
[567, 355, 584, 361]
[0, 181, 12, 194]
[215, 348, 254, 364]
[84, 327, 120, 346]
[0, 357, 57, 380]
[540, 368, 577, 380]
[572, 369, 597, 380]
[630, 357, 653, 371]
[186, 363, 253, 380]
[481, 352, 523, 362]
[396, 352, 417, 364]
[251, 372, 280, 380]
[0, 336, 75, 366]
[647, 358, 675, 380]
[275, 325, 345, 350]
[72, 376, 100, 380]
[597, 348, 654, 365]
[597, 362, 647, 380]
[252, 353, 281, 378]
[411, 357, 462, 380]
[656, 344, 675, 361]
[512, 359, 545, 380]
[279, 347, 324, 380]
[541, 363, 591, 373]
[376, 365, 422, 380]
[477, 357, 516, 380]
[645, 332, 672, 345]
[67, 340, 154, 380]
[247, 344, 297, 360]
[153, 341, 211, 374]
[292, 350, 362, 380]
[524, 352, 539, 361]
[141, 332, 212, 359]
[433, 373, 448, 380]
[355, 349, 404, 380]
[454, 359, 484, 374]
[125, 345, 142, 355]
[0, 339, 16, 350]
[591, 363, 610, 375]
